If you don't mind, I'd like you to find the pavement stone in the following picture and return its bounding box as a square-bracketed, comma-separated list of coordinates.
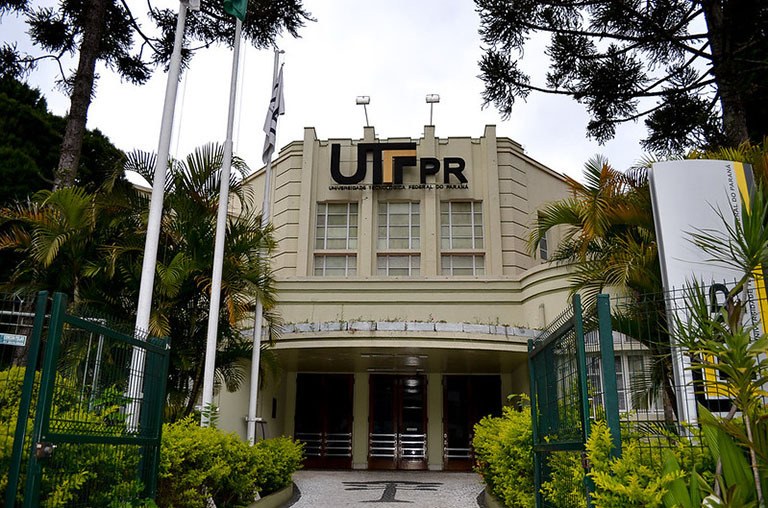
[284, 470, 485, 508]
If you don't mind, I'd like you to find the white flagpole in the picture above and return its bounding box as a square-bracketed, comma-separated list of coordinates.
[200, 17, 243, 427]
[246, 48, 282, 444]
[127, 0, 189, 431]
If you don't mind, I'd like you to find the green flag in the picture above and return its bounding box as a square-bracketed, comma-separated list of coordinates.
[223, 0, 246, 21]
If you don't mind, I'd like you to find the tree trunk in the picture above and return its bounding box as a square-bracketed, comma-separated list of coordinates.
[701, 0, 751, 147]
[54, 0, 107, 189]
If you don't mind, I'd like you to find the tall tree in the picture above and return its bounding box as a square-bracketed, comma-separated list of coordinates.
[0, 0, 312, 188]
[475, 1, 768, 154]
[0, 76, 125, 201]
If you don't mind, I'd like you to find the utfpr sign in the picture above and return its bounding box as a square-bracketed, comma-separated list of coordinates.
[330, 142, 468, 185]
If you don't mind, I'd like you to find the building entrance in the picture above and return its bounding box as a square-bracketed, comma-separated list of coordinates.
[443, 375, 502, 471]
[294, 373, 354, 469]
[368, 375, 427, 470]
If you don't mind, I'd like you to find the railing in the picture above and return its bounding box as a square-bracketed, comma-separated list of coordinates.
[296, 431, 352, 458]
[400, 433, 426, 459]
[443, 433, 472, 459]
[369, 433, 397, 458]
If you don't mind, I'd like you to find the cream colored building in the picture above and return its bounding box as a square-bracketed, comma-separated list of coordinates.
[217, 124, 573, 471]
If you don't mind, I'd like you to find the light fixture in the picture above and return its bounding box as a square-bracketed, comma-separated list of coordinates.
[425, 94, 440, 125]
[356, 96, 371, 127]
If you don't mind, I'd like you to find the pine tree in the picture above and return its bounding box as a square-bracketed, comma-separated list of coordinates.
[475, 0, 768, 154]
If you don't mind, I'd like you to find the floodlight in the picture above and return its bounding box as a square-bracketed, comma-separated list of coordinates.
[426, 94, 440, 125]
[355, 96, 371, 126]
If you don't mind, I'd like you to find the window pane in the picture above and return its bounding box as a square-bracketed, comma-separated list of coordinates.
[316, 202, 357, 252]
[441, 201, 484, 251]
[378, 202, 419, 251]
[377, 255, 420, 276]
[315, 255, 356, 276]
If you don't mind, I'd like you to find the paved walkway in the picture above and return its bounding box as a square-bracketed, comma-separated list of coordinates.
[285, 470, 485, 508]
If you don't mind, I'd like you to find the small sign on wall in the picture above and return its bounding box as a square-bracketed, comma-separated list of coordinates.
[0, 333, 27, 347]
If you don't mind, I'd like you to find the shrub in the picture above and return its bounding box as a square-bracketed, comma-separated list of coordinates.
[252, 436, 305, 495]
[1, 367, 146, 506]
[473, 397, 534, 508]
[157, 418, 303, 508]
[586, 420, 683, 508]
[540, 451, 586, 508]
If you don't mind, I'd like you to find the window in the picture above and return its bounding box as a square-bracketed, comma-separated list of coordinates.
[440, 201, 484, 275]
[539, 231, 549, 261]
[586, 353, 658, 416]
[314, 202, 358, 276]
[377, 202, 420, 276]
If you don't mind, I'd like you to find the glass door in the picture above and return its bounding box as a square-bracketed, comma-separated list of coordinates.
[368, 375, 427, 470]
[443, 375, 501, 471]
[295, 373, 354, 469]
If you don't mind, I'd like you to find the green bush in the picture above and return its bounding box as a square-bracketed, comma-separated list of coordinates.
[1, 367, 145, 506]
[587, 420, 683, 508]
[473, 397, 534, 508]
[252, 436, 305, 495]
[540, 451, 586, 508]
[157, 418, 303, 508]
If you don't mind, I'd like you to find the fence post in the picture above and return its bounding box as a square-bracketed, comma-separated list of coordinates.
[528, 338, 543, 508]
[22, 292, 67, 508]
[572, 294, 594, 506]
[5, 291, 48, 508]
[139, 337, 169, 499]
[597, 294, 622, 457]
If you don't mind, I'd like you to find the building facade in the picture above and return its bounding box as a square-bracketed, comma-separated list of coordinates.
[218, 125, 574, 471]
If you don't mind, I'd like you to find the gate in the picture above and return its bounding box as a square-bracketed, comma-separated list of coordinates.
[528, 294, 621, 508]
[2, 292, 170, 507]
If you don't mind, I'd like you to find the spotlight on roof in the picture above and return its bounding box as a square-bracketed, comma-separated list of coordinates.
[355, 96, 371, 127]
[426, 94, 440, 125]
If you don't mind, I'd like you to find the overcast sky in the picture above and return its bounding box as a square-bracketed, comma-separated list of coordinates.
[5, 0, 651, 181]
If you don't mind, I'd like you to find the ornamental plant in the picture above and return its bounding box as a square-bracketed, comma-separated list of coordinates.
[472, 396, 534, 508]
[156, 417, 303, 508]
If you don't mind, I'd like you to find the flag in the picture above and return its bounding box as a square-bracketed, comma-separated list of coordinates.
[262, 65, 285, 164]
[224, 0, 246, 21]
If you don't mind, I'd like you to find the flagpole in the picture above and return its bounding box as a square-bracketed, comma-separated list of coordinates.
[246, 48, 282, 444]
[127, 0, 189, 431]
[200, 17, 243, 427]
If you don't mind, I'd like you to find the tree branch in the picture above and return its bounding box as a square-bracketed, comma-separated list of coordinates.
[119, 0, 159, 55]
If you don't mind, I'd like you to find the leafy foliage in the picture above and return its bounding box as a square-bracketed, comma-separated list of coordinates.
[0, 0, 312, 187]
[475, 0, 768, 152]
[157, 417, 303, 507]
[0, 144, 278, 419]
[0, 367, 149, 506]
[0, 76, 126, 198]
[587, 420, 683, 508]
[472, 398, 534, 508]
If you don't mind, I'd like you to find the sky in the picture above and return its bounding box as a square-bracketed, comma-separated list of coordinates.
[3, 0, 651, 182]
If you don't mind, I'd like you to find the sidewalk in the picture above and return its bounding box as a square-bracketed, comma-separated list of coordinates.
[285, 469, 485, 508]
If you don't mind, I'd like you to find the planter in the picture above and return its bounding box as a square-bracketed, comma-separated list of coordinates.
[482, 487, 505, 508]
[247, 483, 294, 508]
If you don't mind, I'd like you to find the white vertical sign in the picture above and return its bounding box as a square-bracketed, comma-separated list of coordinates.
[650, 159, 765, 422]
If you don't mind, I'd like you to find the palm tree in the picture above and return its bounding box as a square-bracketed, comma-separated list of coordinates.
[120, 143, 277, 418]
[529, 156, 677, 422]
[0, 144, 278, 418]
[0, 186, 107, 300]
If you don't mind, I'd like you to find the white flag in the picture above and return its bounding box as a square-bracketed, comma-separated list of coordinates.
[262, 65, 285, 164]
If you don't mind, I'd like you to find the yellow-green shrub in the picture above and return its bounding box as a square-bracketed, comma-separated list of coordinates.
[473, 398, 534, 508]
[157, 418, 303, 508]
[587, 420, 683, 508]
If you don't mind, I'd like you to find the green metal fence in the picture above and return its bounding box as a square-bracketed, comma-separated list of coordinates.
[528, 294, 622, 508]
[2, 292, 170, 507]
